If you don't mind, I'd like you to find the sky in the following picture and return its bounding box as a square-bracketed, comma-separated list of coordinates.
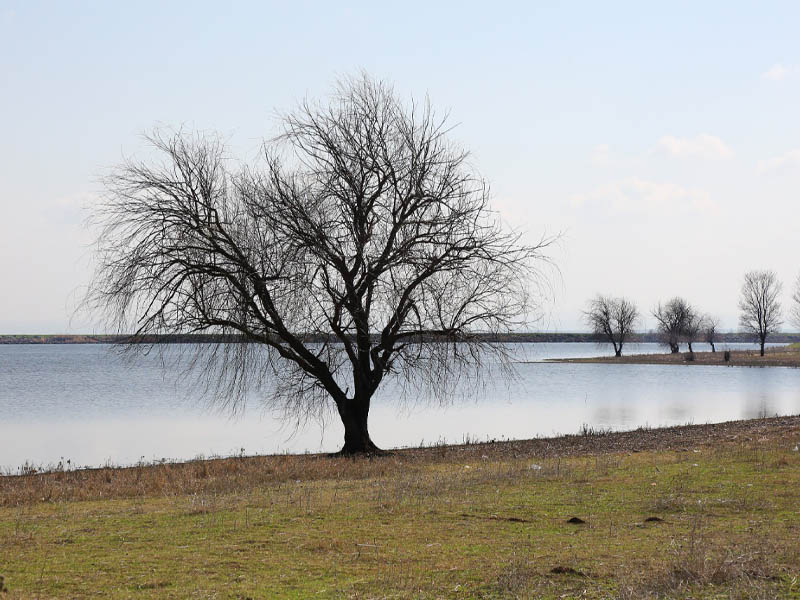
[1, 1, 799, 333]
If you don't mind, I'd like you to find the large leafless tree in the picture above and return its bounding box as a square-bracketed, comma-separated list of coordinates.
[652, 297, 693, 353]
[738, 270, 782, 356]
[87, 75, 550, 454]
[584, 295, 639, 357]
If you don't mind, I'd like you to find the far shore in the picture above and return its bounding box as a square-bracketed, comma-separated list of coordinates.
[546, 344, 800, 367]
[4, 332, 800, 344]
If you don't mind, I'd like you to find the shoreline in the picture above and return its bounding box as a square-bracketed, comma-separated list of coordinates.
[0, 414, 800, 492]
[7, 413, 799, 475]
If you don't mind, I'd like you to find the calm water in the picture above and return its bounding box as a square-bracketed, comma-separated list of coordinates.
[2, 342, 799, 471]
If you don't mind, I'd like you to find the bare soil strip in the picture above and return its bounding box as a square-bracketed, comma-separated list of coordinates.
[546, 345, 800, 368]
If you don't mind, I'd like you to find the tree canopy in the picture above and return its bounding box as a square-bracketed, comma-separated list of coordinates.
[88, 75, 550, 453]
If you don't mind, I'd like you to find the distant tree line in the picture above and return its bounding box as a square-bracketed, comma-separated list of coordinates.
[5, 331, 800, 345]
[585, 269, 800, 357]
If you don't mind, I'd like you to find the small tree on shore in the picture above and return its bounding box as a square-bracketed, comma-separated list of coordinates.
[652, 297, 692, 353]
[738, 270, 782, 356]
[791, 273, 800, 330]
[584, 295, 639, 357]
[702, 314, 720, 352]
[87, 75, 551, 455]
[681, 307, 702, 354]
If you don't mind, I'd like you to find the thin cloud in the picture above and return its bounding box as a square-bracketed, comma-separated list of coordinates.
[762, 63, 794, 81]
[590, 143, 611, 165]
[571, 177, 717, 215]
[757, 149, 800, 175]
[655, 134, 733, 160]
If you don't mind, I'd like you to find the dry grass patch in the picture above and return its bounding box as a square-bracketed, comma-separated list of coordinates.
[619, 524, 795, 599]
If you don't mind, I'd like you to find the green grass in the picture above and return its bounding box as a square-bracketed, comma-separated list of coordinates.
[1, 436, 799, 598]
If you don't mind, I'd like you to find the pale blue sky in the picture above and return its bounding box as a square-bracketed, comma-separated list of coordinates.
[2, 1, 799, 333]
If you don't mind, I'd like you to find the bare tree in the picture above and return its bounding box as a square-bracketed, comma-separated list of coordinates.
[738, 270, 782, 356]
[681, 307, 702, 354]
[87, 75, 550, 454]
[701, 314, 720, 352]
[652, 297, 692, 353]
[791, 273, 800, 330]
[584, 295, 639, 357]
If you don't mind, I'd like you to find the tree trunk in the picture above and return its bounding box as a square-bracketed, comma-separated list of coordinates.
[615, 347, 622, 357]
[710, 342, 715, 352]
[760, 339, 765, 357]
[687, 341, 693, 353]
[336, 397, 381, 455]
[670, 342, 679, 353]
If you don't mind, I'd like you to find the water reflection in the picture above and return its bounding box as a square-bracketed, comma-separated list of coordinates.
[742, 392, 775, 420]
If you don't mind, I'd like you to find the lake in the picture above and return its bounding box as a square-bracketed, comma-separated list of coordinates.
[2, 342, 799, 471]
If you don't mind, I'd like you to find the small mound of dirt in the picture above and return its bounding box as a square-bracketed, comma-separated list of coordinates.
[644, 516, 664, 522]
[551, 566, 584, 576]
[567, 516, 586, 524]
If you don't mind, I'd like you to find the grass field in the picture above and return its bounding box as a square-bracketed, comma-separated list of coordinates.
[1, 417, 799, 599]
